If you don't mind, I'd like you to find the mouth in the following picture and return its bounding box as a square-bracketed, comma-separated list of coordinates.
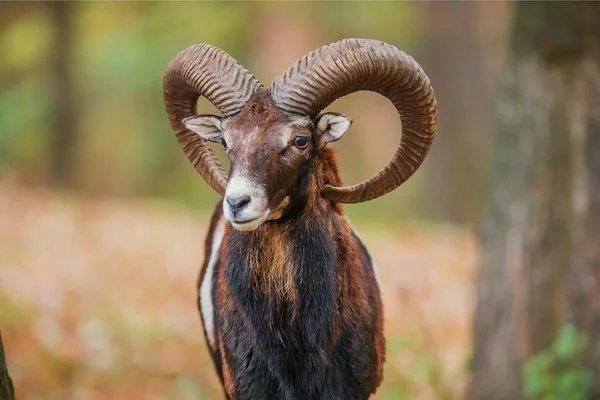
[232, 216, 258, 225]
[228, 210, 270, 232]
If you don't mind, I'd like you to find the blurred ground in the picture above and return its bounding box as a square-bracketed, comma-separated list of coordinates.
[0, 180, 477, 400]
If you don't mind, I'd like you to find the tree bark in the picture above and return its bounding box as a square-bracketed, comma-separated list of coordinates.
[0, 331, 15, 400]
[469, 3, 600, 399]
[420, 1, 500, 225]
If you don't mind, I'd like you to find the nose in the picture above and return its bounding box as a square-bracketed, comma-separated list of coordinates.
[226, 195, 251, 217]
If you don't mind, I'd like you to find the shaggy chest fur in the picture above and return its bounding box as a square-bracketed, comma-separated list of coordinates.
[199, 207, 385, 400]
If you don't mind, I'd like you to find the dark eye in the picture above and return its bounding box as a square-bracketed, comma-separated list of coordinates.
[220, 138, 227, 149]
[294, 136, 309, 149]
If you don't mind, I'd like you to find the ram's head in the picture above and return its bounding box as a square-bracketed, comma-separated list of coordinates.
[163, 39, 437, 231]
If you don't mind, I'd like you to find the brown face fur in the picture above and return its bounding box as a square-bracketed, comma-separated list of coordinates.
[183, 89, 351, 231]
[223, 91, 314, 220]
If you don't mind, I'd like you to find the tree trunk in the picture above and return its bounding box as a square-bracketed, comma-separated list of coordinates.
[469, 3, 600, 399]
[420, 1, 499, 225]
[0, 331, 15, 400]
[48, 1, 78, 188]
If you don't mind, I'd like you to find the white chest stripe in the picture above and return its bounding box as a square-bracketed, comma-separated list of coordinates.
[200, 218, 225, 350]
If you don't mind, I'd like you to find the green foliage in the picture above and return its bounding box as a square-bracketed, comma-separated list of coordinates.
[0, 2, 429, 223]
[523, 324, 593, 400]
[0, 297, 27, 329]
[383, 334, 458, 400]
[313, 2, 419, 50]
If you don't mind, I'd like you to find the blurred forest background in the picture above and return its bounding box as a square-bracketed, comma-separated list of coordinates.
[1, 2, 599, 400]
[0, 1, 508, 224]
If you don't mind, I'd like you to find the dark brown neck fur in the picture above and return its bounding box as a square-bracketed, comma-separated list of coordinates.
[230, 147, 344, 301]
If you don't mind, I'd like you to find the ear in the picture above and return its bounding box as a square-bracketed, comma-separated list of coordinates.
[182, 114, 223, 142]
[315, 112, 352, 147]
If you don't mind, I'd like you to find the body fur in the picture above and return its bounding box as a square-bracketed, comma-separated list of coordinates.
[197, 149, 385, 399]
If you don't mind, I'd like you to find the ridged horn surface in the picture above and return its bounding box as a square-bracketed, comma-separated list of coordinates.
[269, 38, 437, 203]
[163, 44, 262, 195]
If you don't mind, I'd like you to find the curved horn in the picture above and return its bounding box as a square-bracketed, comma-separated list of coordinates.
[269, 38, 437, 204]
[163, 44, 262, 195]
